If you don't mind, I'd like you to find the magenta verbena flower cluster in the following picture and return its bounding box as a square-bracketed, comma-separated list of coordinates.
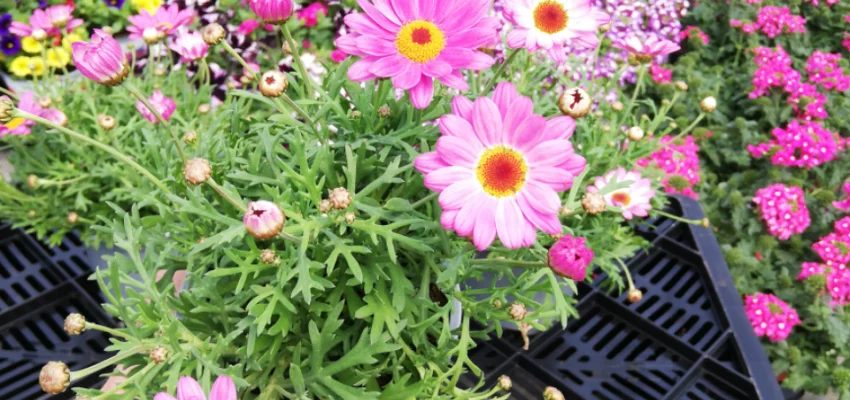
[745, 293, 801, 342]
[752, 184, 811, 241]
[637, 136, 702, 199]
[747, 120, 844, 169]
[799, 218, 850, 307]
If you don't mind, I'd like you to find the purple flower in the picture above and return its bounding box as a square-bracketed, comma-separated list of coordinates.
[0, 34, 20, 56]
[0, 14, 12, 35]
[102, 0, 126, 8]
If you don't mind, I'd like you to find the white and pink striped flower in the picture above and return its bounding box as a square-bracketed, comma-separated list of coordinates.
[503, 0, 610, 62]
[587, 168, 655, 220]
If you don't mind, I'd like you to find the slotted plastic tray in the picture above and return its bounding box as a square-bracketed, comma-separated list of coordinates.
[0, 223, 115, 400]
[464, 196, 783, 400]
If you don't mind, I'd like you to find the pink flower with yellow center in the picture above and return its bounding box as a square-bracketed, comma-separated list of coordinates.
[613, 35, 681, 62]
[503, 0, 610, 62]
[135, 90, 176, 123]
[0, 91, 41, 137]
[9, 5, 82, 37]
[335, 0, 500, 109]
[127, 4, 196, 42]
[154, 376, 237, 400]
[415, 83, 586, 250]
[587, 168, 655, 220]
[169, 31, 209, 62]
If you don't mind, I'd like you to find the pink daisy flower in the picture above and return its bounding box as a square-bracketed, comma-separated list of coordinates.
[335, 0, 500, 109]
[503, 0, 610, 62]
[154, 376, 237, 400]
[297, 2, 328, 27]
[587, 168, 655, 220]
[10, 5, 82, 37]
[0, 91, 41, 137]
[169, 31, 209, 62]
[237, 19, 261, 35]
[415, 82, 586, 250]
[613, 35, 681, 62]
[136, 90, 177, 123]
[127, 4, 196, 43]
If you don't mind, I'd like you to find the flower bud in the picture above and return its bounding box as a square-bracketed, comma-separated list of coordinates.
[101, 26, 114, 35]
[184, 158, 212, 185]
[600, 23, 611, 33]
[98, 114, 116, 130]
[39, 97, 53, 108]
[509, 302, 527, 321]
[328, 187, 352, 209]
[675, 81, 689, 91]
[543, 387, 565, 400]
[154, 66, 167, 76]
[183, 130, 198, 144]
[240, 75, 252, 85]
[261, 249, 279, 265]
[581, 192, 605, 215]
[378, 105, 391, 118]
[67, 211, 78, 225]
[282, 41, 292, 54]
[318, 199, 332, 213]
[27, 174, 39, 189]
[611, 101, 624, 112]
[492, 299, 502, 308]
[627, 126, 645, 142]
[497, 375, 512, 391]
[344, 212, 356, 224]
[150, 346, 168, 364]
[0, 97, 13, 123]
[627, 289, 643, 303]
[244, 201, 286, 240]
[702, 218, 711, 228]
[39, 361, 70, 394]
[32, 29, 48, 42]
[28, 210, 37, 217]
[197, 104, 211, 114]
[259, 70, 289, 98]
[558, 87, 591, 118]
[142, 27, 165, 44]
[700, 96, 717, 113]
[351, 110, 361, 119]
[64, 313, 86, 335]
[202, 23, 226, 45]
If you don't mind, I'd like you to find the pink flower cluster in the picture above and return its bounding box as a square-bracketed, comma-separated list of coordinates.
[679, 26, 709, 44]
[744, 293, 801, 342]
[649, 64, 672, 83]
[749, 46, 800, 99]
[798, 218, 850, 307]
[805, 51, 850, 92]
[753, 6, 806, 38]
[834, 183, 850, 212]
[0, 91, 66, 137]
[637, 136, 701, 199]
[804, 0, 839, 6]
[297, 2, 327, 27]
[752, 184, 810, 240]
[747, 120, 844, 169]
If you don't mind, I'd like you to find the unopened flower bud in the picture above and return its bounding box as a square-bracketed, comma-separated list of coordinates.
[202, 23, 226, 45]
[0, 97, 13, 123]
[244, 201, 286, 240]
[318, 199, 332, 213]
[351, 110, 361, 119]
[344, 212, 356, 224]
[702, 218, 711, 228]
[600, 23, 611, 33]
[39, 361, 70, 394]
[183, 130, 198, 144]
[142, 27, 166, 44]
[509, 302, 527, 321]
[98, 114, 116, 130]
[628, 289, 643, 303]
[67, 211, 78, 225]
[261, 249, 279, 265]
[101, 26, 113, 35]
[28, 210, 37, 217]
[32, 29, 48, 42]
[378, 105, 391, 118]
[700, 96, 717, 113]
[492, 299, 502, 308]
[154, 66, 167, 76]
[329, 187, 352, 209]
[39, 97, 52, 108]
[197, 103, 211, 114]
[150, 346, 168, 364]
[558, 87, 591, 118]
[64, 313, 86, 335]
[497, 375, 512, 391]
[627, 126, 645, 142]
[559, 205, 572, 217]
[611, 101, 624, 112]
[675, 81, 689, 91]
[582, 192, 606, 215]
[184, 158, 212, 185]
[27, 174, 39, 188]
[259, 70, 288, 98]
[543, 387, 565, 400]
[240, 75, 252, 85]
[282, 41, 292, 54]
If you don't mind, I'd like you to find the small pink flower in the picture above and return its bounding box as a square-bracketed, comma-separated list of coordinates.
[136, 90, 176, 123]
[154, 376, 237, 400]
[548, 234, 594, 281]
[297, 2, 327, 27]
[330, 49, 348, 63]
[237, 19, 261, 35]
[747, 120, 842, 169]
[0, 91, 41, 137]
[744, 293, 800, 342]
[243, 201, 286, 240]
[169, 31, 209, 62]
[244, 63, 260, 77]
[587, 168, 655, 220]
[833, 183, 850, 212]
[302, 39, 311, 49]
[636, 136, 701, 199]
[40, 108, 68, 126]
[127, 4, 195, 42]
[70, 30, 130, 86]
[730, 19, 742, 27]
[649, 64, 672, 83]
[752, 184, 810, 240]
[10, 5, 82, 37]
[249, 0, 295, 24]
[797, 262, 825, 280]
[613, 35, 681, 60]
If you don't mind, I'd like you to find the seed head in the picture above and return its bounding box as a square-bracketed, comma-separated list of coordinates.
[318, 199, 332, 213]
[261, 249, 279, 265]
[378, 105, 391, 118]
[98, 114, 116, 130]
[39, 361, 70, 394]
[344, 212, 356, 224]
[628, 289, 643, 303]
[558, 87, 592, 118]
[328, 187, 352, 210]
[581, 192, 606, 215]
[627, 126, 645, 142]
[497, 375, 512, 391]
[259, 70, 289, 98]
[509, 302, 527, 321]
[150, 346, 168, 364]
[183, 130, 198, 144]
[38, 97, 52, 108]
[675, 81, 689, 91]
[27, 174, 38, 189]
[611, 101, 624, 112]
[202, 23, 226, 45]
[543, 387, 565, 400]
[67, 211, 78, 225]
[700, 96, 717, 113]
[64, 313, 86, 335]
[197, 103, 211, 114]
[184, 158, 212, 185]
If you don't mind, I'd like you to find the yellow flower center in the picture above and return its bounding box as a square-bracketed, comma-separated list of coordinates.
[611, 191, 632, 207]
[4, 118, 25, 130]
[476, 146, 528, 198]
[533, 1, 569, 34]
[395, 20, 445, 64]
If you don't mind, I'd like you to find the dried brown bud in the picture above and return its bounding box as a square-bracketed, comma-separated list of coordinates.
[492, 299, 502, 308]
[67, 211, 78, 225]
[27, 174, 38, 189]
[39, 361, 70, 394]
[558, 87, 591, 118]
[351, 110, 362, 119]
[318, 199, 332, 213]
[497, 375, 512, 391]
[581, 192, 606, 215]
[184, 158, 212, 185]
[611, 101, 624, 112]
[150, 346, 168, 364]
[543, 387, 565, 400]
[259, 70, 289, 98]
[260, 249, 279, 265]
[328, 187, 352, 209]
[628, 289, 643, 303]
[378, 105, 391, 118]
[202, 23, 226, 45]
[344, 212, 356, 224]
[64, 313, 86, 335]
[509, 302, 527, 321]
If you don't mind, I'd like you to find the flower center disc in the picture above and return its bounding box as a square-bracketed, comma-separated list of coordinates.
[533, 1, 568, 34]
[476, 146, 528, 198]
[611, 191, 632, 207]
[4, 118, 24, 130]
[396, 20, 445, 64]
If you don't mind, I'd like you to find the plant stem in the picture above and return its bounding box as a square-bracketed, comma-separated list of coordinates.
[275, 95, 316, 130]
[68, 345, 144, 381]
[281, 24, 318, 99]
[86, 322, 139, 343]
[12, 110, 172, 194]
[623, 64, 647, 119]
[205, 178, 247, 213]
[469, 259, 547, 269]
[411, 192, 438, 209]
[652, 208, 704, 225]
[674, 113, 706, 140]
[123, 82, 188, 162]
[38, 176, 87, 187]
[615, 258, 636, 291]
[482, 49, 520, 94]
[220, 41, 256, 79]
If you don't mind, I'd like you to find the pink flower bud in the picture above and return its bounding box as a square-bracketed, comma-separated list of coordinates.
[249, 0, 294, 24]
[548, 235, 594, 281]
[243, 200, 286, 240]
[70, 29, 130, 86]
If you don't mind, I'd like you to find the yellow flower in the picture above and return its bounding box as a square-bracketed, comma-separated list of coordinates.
[132, 0, 162, 14]
[46, 48, 70, 68]
[62, 33, 83, 52]
[29, 57, 45, 77]
[10, 56, 32, 77]
[21, 36, 43, 54]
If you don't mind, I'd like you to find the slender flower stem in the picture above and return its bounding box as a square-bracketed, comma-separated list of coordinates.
[68, 345, 144, 381]
[652, 209, 704, 225]
[673, 113, 706, 140]
[615, 258, 636, 291]
[123, 82, 188, 162]
[11, 110, 172, 195]
[205, 178, 247, 213]
[281, 24, 318, 98]
[275, 95, 316, 130]
[483, 49, 520, 94]
[92, 362, 156, 400]
[469, 259, 547, 269]
[38, 176, 87, 187]
[86, 322, 138, 343]
[411, 192, 438, 209]
[221, 41, 256, 79]
[623, 64, 647, 119]
[0, 87, 18, 99]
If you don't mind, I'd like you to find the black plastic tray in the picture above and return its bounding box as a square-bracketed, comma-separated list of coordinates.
[464, 196, 784, 400]
[0, 224, 115, 400]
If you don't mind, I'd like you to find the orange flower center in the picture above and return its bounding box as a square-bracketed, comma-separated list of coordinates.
[396, 21, 445, 63]
[476, 146, 528, 198]
[611, 191, 631, 207]
[533, 1, 569, 34]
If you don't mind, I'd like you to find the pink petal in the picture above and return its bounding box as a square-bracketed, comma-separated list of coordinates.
[438, 48, 494, 70]
[436, 136, 482, 167]
[471, 97, 503, 146]
[527, 140, 576, 167]
[154, 394, 178, 400]
[177, 377, 206, 400]
[345, 13, 394, 40]
[370, 54, 408, 77]
[356, 36, 397, 56]
[441, 208, 459, 229]
[446, 27, 496, 49]
[418, 0, 435, 21]
[517, 194, 562, 234]
[439, 0, 488, 33]
[528, 167, 575, 191]
[520, 180, 560, 214]
[415, 152, 449, 174]
[472, 196, 498, 250]
[409, 76, 434, 109]
[348, 57, 379, 81]
[422, 60, 451, 78]
[390, 0, 418, 21]
[451, 96, 474, 120]
[542, 116, 577, 141]
[507, 30, 527, 49]
[454, 195, 485, 236]
[504, 100, 537, 148]
[521, 217, 537, 247]
[492, 82, 520, 116]
[209, 376, 237, 400]
[556, 154, 587, 177]
[440, 180, 481, 210]
[424, 166, 474, 191]
[438, 71, 469, 91]
[392, 62, 422, 90]
[357, 0, 401, 31]
[439, 114, 480, 144]
[372, 0, 403, 25]
[496, 198, 524, 249]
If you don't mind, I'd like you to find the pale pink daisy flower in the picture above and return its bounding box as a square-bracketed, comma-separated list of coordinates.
[127, 4, 196, 42]
[613, 35, 681, 62]
[70, 29, 130, 86]
[335, 0, 500, 109]
[136, 90, 177, 123]
[154, 376, 237, 400]
[587, 168, 655, 220]
[415, 82, 586, 250]
[10, 5, 82, 37]
[503, 0, 610, 63]
[169, 31, 209, 62]
[0, 91, 41, 137]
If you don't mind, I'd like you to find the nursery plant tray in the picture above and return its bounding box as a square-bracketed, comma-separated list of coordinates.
[464, 196, 784, 400]
[0, 223, 115, 400]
